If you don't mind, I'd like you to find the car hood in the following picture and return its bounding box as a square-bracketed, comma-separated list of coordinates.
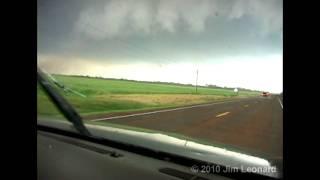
[37, 118, 281, 178]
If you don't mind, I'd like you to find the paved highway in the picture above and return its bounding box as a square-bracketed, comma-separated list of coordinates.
[89, 96, 283, 160]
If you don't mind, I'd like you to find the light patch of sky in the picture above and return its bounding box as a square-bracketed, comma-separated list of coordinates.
[38, 53, 282, 93]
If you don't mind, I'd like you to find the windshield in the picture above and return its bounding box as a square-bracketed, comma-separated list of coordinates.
[38, 0, 283, 177]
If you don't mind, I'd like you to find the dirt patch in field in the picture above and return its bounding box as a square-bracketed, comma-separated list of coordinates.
[94, 94, 226, 106]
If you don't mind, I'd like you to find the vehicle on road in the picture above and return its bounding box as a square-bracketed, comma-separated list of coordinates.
[262, 92, 269, 97]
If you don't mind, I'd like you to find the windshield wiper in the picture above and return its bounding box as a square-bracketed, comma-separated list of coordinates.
[41, 69, 87, 98]
[37, 67, 91, 136]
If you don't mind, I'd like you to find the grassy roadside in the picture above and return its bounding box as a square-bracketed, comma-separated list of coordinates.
[37, 74, 260, 117]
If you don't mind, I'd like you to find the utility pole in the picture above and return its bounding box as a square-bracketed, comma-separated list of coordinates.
[196, 69, 198, 93]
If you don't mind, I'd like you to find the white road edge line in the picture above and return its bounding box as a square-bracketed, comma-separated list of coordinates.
[91, 99, 245, 122]
[216, 112, 230, 117]
[278, 98, 283, 109]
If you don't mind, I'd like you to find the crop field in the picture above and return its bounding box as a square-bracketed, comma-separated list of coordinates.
[37, 74, 260, 117]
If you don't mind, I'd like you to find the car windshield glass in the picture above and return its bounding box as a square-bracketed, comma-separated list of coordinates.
[38, 0, 283, 177]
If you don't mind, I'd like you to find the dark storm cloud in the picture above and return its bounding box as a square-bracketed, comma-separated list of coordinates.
[38, 0, 283, 93]
[38, 0, 282, 63]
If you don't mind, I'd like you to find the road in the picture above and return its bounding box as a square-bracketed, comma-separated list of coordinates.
[89, 96, 283, 160]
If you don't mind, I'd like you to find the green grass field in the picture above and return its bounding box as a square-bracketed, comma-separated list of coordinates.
[37, 74, 260, 117]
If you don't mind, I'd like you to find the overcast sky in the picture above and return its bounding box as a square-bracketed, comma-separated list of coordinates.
[38, 0, 283, 93]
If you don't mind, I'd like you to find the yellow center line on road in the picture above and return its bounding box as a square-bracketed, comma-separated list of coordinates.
[216, 112, 230, 117]
[244, 105, 249, 107]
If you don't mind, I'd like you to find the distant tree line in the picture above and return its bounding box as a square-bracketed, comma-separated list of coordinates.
[55, 74, 259, 92]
